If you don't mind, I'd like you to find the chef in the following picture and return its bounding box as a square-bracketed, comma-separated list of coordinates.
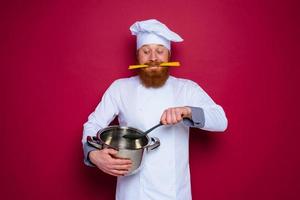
[82, 19, 228, 200]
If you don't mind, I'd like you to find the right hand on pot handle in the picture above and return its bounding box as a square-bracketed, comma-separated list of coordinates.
[89, 148, 133, 177]
[160, 106, 192, 125]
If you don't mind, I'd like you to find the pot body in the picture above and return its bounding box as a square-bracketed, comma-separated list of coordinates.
[87, 125, 160, 175]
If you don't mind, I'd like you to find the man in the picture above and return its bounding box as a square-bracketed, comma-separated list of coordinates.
[82, 19, 227, 200]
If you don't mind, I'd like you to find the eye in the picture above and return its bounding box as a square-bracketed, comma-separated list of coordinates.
[143, 49, 150, 54]
[156, 49, 164, 54]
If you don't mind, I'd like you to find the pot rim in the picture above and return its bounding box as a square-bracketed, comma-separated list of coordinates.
[96, 125, 151, 150]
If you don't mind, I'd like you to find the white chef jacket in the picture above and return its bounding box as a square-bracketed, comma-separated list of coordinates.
[82, 76, 227, 200]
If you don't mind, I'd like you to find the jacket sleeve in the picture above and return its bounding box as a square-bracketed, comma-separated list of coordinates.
[183, 107, 205, 128]
[82, 81, 120, 166]
[83, 143, 97, 167]
[184, 81, 228, 132]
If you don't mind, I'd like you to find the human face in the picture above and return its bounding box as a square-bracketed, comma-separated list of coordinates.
[137, 44, 170, 88]
[137, 44, 170, 67]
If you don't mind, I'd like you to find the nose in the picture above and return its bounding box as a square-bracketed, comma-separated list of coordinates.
[149, 51, 158, 62]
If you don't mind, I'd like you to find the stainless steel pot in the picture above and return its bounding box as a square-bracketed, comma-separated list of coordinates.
[87, 125, 160, 176]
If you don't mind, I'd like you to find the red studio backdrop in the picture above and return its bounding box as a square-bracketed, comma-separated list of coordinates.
[1, 0, 299, 199]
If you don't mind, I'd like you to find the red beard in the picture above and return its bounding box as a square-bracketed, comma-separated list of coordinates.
[138, 66, 169, 88]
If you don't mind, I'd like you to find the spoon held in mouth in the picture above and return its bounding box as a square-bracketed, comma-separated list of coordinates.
[128, 61, 180, 70]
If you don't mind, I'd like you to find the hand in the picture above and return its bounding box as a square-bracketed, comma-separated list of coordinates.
[160, 107, 192, 125]
[89, 148, 132, 177]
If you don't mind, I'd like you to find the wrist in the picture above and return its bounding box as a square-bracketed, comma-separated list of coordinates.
[88, 150, 99, 164]
[184, 106, 192, 119]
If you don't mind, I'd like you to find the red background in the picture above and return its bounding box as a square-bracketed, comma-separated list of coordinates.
[1, 0, 299, 199]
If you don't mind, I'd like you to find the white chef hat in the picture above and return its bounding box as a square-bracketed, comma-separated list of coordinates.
[130, 19, 183, 50]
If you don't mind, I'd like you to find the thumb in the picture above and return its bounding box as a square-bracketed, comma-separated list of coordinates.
[106, 148, 118, 155]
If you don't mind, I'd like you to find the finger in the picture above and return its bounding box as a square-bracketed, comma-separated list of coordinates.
[111, 158, 132, 165]
[182, 107, 188, 116]
[160, 111, 167, 125]
[106, 164, 130, 173]
[112, 164, 132, 170]
[111, 169, 129, 176]
[105, 148, 118, 155]
[105, 164, 127, 173]
[175, 108, 183, 121]
[166, 109, 172, 124]
[171, 108, 177, 124]
[102, 148, 118, 155]
[103, 169, 122, 177]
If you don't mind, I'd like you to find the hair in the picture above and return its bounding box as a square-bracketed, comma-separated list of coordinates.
[138, 67, 169, 88]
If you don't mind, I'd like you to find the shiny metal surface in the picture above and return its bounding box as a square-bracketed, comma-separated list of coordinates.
[99, 126, 148, 149]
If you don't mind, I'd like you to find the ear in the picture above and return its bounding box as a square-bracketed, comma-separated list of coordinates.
[136, 49, 140, 64]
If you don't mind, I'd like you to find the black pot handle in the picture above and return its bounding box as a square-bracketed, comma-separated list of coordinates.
[87, 136, 103, 149]
[147, 137, 160, 151]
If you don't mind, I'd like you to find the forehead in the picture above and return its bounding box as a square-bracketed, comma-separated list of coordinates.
[140, 44, 167, 49]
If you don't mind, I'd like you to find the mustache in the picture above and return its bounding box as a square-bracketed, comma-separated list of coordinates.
[145, 61, 162, 67]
